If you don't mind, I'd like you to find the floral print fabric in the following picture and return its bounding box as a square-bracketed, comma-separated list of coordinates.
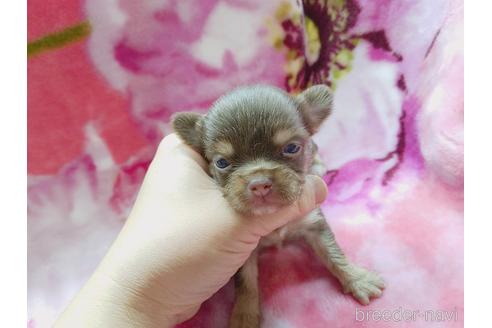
[28, 0, 463, 326]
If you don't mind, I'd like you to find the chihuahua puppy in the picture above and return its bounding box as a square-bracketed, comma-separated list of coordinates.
[172, 85, 384, 328]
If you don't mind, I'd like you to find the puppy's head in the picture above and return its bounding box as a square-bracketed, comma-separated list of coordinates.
[172, 85, 332, 216]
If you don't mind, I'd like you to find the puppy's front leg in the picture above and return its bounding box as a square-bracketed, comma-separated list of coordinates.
[230, 251, 260, 328]
[304, 211, 385, 305]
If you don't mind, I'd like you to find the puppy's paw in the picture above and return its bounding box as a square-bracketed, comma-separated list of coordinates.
[229, 312, 260, 328]
[343, 266, 385, 305]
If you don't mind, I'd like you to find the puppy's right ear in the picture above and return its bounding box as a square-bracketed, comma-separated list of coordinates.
[171, 112, 204, 154]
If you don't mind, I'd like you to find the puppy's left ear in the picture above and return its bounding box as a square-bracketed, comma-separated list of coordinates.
[171, 112, 205, 154]
[296, 84, 333, 134]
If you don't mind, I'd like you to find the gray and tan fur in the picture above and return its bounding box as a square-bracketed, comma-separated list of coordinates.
[173, 85, 384, 328]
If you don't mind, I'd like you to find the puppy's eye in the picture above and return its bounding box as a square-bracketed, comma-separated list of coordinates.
[215, 158, 230, 169]
[283, 143, 302, 155]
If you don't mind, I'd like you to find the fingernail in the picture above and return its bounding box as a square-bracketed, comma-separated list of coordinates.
[307, 175, 328, 205]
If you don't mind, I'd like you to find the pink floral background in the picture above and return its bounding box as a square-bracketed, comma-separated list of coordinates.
[28, 0, 463, 327]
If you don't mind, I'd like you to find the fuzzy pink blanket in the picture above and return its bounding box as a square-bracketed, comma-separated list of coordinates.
[28, 0, 463, 327]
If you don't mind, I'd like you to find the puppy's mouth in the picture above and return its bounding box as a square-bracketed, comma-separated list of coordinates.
[247, 193, 287, 216]
[246, 180, 304, 215]
[224, 184, 301, 216]
[223, 166, 304, 216]
[249, 192, 284, 206]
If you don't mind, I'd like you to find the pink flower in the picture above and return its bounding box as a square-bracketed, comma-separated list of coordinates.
[86, 0, 287, 141]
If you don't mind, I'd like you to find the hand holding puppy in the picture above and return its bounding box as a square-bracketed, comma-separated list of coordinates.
[56, 133, 327, 328]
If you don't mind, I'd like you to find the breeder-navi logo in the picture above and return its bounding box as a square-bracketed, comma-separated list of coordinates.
[355, 307, 459, 322]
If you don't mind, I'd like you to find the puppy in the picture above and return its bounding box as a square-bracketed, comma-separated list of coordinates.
[172, 85, 385, 328]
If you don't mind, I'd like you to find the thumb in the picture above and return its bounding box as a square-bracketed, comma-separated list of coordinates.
[250, 175, 328, 235]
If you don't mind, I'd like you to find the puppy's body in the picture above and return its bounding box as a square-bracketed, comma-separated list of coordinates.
[173, 85, 384, 328]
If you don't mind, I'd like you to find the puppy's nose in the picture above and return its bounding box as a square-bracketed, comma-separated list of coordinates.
[248, 177, 272, 197]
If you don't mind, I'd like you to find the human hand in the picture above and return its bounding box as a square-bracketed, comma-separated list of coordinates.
[56, 133, 327, 327]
